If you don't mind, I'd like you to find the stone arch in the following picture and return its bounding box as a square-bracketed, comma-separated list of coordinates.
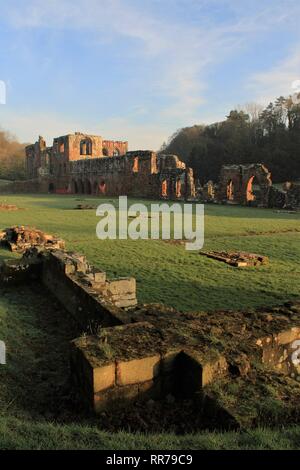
[244, 165, 272, 206]
[102, 147, 109, 156]
[132, 157, 139, 173]
[113, 148, 120, 156]
[93, 181, 99, 195]
[99, 180, 106, 194]
[59, 141, 65, 153]
[80, 138, 92, 156]
[161, 179, 168, 198]
[176, 178, 182, 198]
[48, 182, 55, 193]
[84, 179, 92, 195]
[226, 179, 235, 201]
[77, 179, 84, 194]
[72, 180, 78, 194]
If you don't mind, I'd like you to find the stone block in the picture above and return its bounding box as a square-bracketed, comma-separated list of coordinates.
[116, 354, 161, 386]
[276, 328, 300, 345]
[94, 271, 106, 283]
[202, 356, 228, 386]
[113, 298, 137, 308]
[93, 363, 115, 393]
[106, 277, 136, 296]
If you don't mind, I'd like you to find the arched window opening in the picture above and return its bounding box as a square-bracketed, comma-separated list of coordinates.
[72, 180, 78, 194]
[227, 180, 234, 201]
[77, 180, 84, 194]
[102, 147, 109, 156]
[176, 179, 181, 198]
[99, 181, 106, 194]
[113, 148, 120, 156]
[59, 141, 65, 153]
[246, 176, 261, 205]
[161, 179, 168, 197]
[133, 157, 139, 173]
[93, 181, 99, 195]
[84, 179, 92, 195]
[80, 138, 92, 156]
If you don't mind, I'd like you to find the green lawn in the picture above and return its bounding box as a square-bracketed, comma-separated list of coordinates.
[1, 193, 299, 311]
[0, 193, 300, 449]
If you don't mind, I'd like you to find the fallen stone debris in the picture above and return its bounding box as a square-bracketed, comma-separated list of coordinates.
[199, 250, 269, 267]
[0, 231, 299, 430]
[75, 203, 96, 210]
[0, 226, 65, 253]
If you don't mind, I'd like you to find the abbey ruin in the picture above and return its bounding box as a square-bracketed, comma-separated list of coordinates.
[0, 131, 298, 210]
[24, 133, 195, 200]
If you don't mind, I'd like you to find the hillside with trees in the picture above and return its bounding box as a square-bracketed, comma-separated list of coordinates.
[0, 129, 26, 180]
[162, 96, 300, 183]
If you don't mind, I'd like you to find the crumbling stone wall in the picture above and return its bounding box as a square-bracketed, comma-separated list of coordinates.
[1, 243, 300, 423]
[218, 164, 272, 207]
[20, 134, 195, 200]
[25, 133, 128, 180]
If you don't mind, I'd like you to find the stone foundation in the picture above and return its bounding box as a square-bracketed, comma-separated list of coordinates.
[1, 233, 300, 424]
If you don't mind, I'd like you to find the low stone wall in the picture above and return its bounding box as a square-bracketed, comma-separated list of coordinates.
[71, 300, 300, 413]
[0, 247, 136, 329]
[1, 239, 300, 424]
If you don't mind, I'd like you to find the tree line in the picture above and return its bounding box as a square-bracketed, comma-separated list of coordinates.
[0, 129, 26, 180]
[161, 95, 300, 183]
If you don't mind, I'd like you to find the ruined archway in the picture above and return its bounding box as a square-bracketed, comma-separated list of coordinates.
[99, 181, 106, 194]
[243, 165, 272, 206]
[72, 180, 78, 194]
[48, 183, 55, 193]
[93, 181, 99, 195]
[102, 148, 109, 156]
[219, 164, 272, 207]
[161, 179, 168, 198]
[226, 180, 235, 201]
[80, 138, 92, 156]
[77, 180, 84, 194]
[84, 179, 92, 195]
[132, 157, 139, 173]
[176, 178, 182, 198]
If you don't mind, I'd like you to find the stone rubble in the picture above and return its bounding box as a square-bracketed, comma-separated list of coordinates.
[0, 225, 65, 253]
[199, 250, 269, 267]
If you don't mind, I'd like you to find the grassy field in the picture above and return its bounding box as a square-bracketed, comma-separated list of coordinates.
[0, 193, 300, 449]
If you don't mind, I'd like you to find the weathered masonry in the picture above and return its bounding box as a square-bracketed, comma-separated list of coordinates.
[1, 243, 300, 426]
[218, 164, 272, 206]
[22, 133, 195, 200]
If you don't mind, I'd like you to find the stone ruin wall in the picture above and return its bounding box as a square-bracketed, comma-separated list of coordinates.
[7, 133, 195, 200]
[1, 243, 300, 420]
[218, 163, 272, 206]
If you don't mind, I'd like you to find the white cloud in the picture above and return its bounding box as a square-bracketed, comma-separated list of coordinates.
[249, 47, 300, 105]
[2, 0, 300, 146]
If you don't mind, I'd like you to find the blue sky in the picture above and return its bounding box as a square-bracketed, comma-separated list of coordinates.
[0, 0, 299, 149]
